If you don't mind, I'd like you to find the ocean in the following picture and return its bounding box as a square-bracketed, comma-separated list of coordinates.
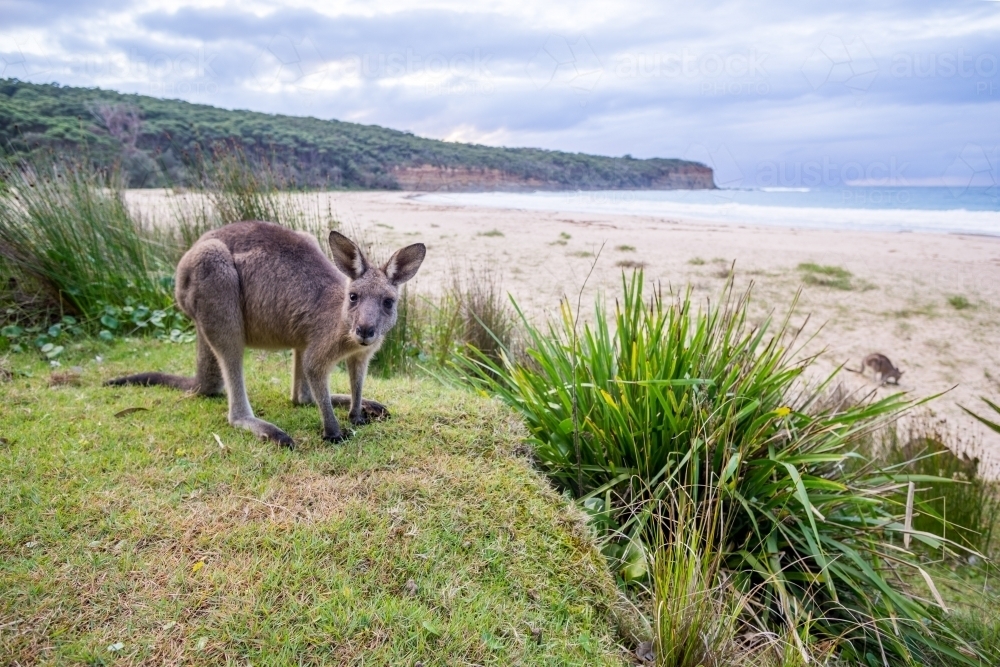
[418, 186, 1000, 237]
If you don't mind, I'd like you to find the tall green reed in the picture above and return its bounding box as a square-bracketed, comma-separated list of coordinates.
[165, 145, 333, 259]
[0, 162, 172, 317]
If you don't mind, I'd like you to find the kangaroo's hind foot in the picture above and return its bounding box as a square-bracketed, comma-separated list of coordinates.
[331, 394, 390, 424]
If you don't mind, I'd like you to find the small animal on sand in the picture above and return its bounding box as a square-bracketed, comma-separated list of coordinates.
[848, 353, 903, 385]
[105, 221, 426, 448]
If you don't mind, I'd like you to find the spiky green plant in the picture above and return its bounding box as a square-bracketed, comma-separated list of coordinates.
[453, 272, 982, 665]
[963, 397, 1000, 438]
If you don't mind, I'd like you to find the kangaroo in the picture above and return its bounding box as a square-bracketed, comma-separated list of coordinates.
[848, 353, 903, 385]
[105, 221, 425, 448]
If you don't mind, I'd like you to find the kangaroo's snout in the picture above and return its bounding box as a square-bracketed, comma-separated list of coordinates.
[355, 324, 377, 345]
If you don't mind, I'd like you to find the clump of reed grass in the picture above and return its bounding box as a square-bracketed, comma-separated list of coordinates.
[165, 144, 333, 259]
[652, 493, 742, 667]
[0, 162, 172, 319]
[453, 266, 517, 367]
[453, 271, 985, 665]
[370, 265, 518, 376]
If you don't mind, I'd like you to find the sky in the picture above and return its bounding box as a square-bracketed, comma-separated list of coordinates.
[2, 0, 999, 190]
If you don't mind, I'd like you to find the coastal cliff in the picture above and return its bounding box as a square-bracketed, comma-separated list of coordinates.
[1, 79, 716, 191]
[390, 163, 715, 192]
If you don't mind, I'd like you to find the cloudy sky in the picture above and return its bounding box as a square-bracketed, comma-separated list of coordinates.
[2, 0, 999, 188]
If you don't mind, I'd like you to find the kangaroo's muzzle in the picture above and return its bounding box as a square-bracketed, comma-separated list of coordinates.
[355, 325, 377, 345]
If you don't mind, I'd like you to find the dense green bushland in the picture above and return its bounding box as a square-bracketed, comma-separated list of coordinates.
[0, 78, 710, 190]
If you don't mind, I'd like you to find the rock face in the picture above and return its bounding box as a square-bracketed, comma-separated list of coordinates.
[390, 163, 716, 192]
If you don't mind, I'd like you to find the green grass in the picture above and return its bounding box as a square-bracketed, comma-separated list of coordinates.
[687, 257, 705, 266]
[477, 229, 505, 238]
[615, 245, 635, 252]
[948, 295, 975, 310]
[797, 262, 855, 290]
[0, 341, 630, 665]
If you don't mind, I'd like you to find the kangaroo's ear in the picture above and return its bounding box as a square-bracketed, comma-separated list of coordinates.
[383, 243, 426, 285]
[328, 231, 368, 280]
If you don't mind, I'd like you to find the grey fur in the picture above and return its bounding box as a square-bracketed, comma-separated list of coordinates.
[860, 353, 903, 385]
[105, 221, 426, 448]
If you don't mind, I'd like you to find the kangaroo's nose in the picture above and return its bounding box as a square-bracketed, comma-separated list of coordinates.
[356, 325, 376, 340]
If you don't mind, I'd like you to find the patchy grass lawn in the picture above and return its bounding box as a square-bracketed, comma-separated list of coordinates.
[0, 341, 630, 666]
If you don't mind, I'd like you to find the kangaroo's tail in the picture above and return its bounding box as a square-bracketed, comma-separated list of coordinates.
[104, 372, 199, 392]
[845, 363, 864, 374]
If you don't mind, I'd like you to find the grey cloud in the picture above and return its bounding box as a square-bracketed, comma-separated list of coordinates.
[1, 0, 998, 183]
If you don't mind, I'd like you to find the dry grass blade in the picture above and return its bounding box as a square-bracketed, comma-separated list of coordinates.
[113, 407, 149, 418]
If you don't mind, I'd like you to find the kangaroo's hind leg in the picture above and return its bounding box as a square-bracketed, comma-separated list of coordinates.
[178, 239, 295, 448]
[291, 349, 313, 405]
[192, 329, 225, 396]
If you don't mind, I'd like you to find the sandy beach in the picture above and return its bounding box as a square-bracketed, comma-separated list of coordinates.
[129, 189, 1000, 474]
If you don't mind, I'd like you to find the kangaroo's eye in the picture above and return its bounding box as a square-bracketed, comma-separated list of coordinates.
[383, 298, 394, 309]
[349, 292, 358, 303]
